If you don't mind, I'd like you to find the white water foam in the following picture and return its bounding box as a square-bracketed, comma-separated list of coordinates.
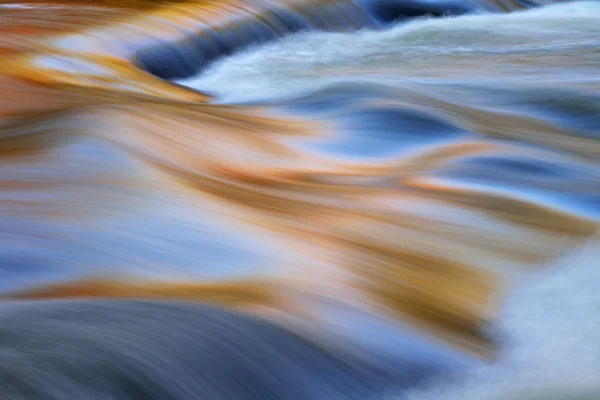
[177, 1, 600, 104]
[400, 240, 600, 400]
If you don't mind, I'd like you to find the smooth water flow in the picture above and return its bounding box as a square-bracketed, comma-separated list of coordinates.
[0, 0, 598, 399]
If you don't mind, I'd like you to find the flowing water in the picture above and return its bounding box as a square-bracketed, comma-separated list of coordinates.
[0, 0, 599, 399]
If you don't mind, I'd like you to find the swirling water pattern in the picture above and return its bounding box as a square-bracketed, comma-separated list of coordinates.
[0, 0, 598, 399]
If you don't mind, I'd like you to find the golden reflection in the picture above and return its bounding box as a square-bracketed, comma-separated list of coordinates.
[0, 0, 598, 361]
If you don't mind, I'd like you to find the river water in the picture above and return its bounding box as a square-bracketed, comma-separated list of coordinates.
[0, 0, 598, 399]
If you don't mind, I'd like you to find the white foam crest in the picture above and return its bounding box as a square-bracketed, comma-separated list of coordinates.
[400, 239, 600, 400]
[176, 1, 600, 103]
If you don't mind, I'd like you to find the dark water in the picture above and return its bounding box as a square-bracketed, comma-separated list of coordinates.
[0, 0, 599, 399]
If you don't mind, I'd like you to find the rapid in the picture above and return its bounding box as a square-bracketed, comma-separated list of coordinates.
[0, 0, 598, 399]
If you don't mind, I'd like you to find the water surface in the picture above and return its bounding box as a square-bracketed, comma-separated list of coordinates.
[0, 0, 598, 399]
